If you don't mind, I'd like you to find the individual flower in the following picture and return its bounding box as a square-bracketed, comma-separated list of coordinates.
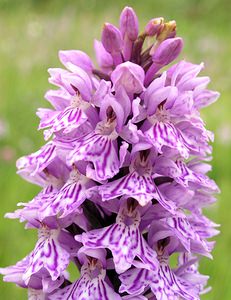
[76, 200, 159, 274]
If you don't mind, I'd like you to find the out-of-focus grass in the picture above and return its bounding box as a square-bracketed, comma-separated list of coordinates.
[0, 0, 230, 298]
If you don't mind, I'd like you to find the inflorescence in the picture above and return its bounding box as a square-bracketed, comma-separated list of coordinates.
[0, 6, 220, 300]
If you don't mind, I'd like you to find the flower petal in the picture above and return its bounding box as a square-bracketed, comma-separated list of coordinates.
[99, 171, 176, 213]
[76, 206, 158, 274]
[68, 132, 119, 181]
[50, 263, 121, 300]
[120, 265, 199, 300]
[23, 229, 70, 283]
[145, 122, 189, 158]
[16, 142, 57, 176]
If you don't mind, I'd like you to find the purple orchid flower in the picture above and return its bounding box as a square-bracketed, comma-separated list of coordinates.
[1, 6, 219, 300]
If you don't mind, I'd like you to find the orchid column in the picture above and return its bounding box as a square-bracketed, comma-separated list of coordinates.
[0, 6, 220, 300]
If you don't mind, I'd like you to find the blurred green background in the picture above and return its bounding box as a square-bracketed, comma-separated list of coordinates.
[0, 0, 230, 298]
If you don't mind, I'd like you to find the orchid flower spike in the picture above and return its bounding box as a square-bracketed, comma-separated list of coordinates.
[1, 6, 220, 300]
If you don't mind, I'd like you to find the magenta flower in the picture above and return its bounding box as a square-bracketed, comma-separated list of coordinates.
[1, 6, 219, 300]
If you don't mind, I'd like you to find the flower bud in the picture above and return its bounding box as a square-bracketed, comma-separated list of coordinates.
[157, 20, 177, 42]
[145, 17, 164, 36]
[152, 37, 183, 65]
[120, 6, 139, 41]
[144, 38, 183, 86]
[101, 23, 123, 54]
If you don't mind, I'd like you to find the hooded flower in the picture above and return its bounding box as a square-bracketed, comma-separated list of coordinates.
[98, 146, 177, 213]
[23, 227, 70, 284]
[39, 166, 95, 220]
[66, 89, 131, 182]
[76, 200, 159, 274]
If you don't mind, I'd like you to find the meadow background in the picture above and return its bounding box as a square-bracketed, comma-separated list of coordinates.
[0, 0, 230, 298]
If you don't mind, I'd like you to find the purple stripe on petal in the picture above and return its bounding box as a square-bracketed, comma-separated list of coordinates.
[99, 170, 176, 213]
[145, 122, 189, 159]
[16, 142, 57, 175]
[67, 130, 119, 181]
[77, 205, 158, 274]
[23, 228, 70, 283]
